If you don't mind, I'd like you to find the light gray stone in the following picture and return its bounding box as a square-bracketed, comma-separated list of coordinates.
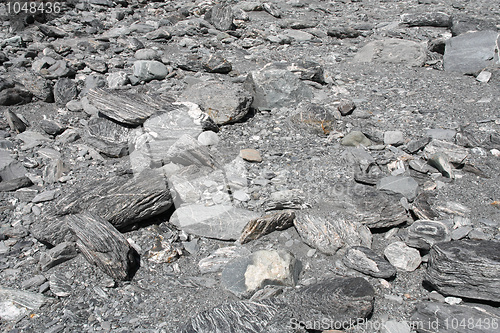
[133, 60, 169, 82]
[354, 39, 427, 67]
[384, 241, 421, 272]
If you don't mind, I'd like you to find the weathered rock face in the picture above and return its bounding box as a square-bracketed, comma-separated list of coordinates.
[405, 220, 451, 250]
[180, 81, 252, 125]
[425, 240, 500, 302]
[343, 246, 397, 278]
[66, 213, 140, 281]
[56, 169, 173, 230]
[411, 301, 500, 333]
[354, 39, 427, 67]
[238, 210, 295, 244]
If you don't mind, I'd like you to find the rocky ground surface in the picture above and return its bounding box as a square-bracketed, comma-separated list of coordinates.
[0, 0, 499, 332]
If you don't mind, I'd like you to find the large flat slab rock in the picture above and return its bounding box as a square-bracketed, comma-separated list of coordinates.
[425, 240, 500, 302]
[444, 30, 499, 74]
[169, 204, 261, 240]
[353, 39, 427, 67]
[57, 169, 173, 230]
[66, 213, 140, 281]
[411, 301, 500, 333]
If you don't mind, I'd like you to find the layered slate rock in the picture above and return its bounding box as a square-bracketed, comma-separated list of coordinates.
[221, 249, 300, 298]
[294, 212, 372, 255]
[180, 81, 252, 125]
[163, 134, 218, 168]
[238, 210, 295, 244]
[400, 12, 452, 27]
[0, 286, 49, 321]
[424, 139, 469, 164]
[169, 204, 261, 240]
[87, 88, 173, 126]
[198, 246, 252, 274]
[444, 30, 499, 74]
[406, 220, 451, 250]
[66, 213, 140, 281]
[354, 39, 427, 67]
[287, 277, 375, 330]
[204, 3, 234, 31]
[425, 240, 500, 302]
[57, 169, 173, 230]
[411, 301, 500, 333]
[343, 246, 397, 278]
[86, 117, 130, 158]
[244, 67, 312, 111]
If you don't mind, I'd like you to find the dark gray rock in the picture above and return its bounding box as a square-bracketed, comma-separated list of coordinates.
[343, 246, 397, 278]
[53, 78, 77, 106]
[15, 71, 53, 102]
[244, 67, 312, 111]
[170, 204, 261, 241]
[49, 273, 72, 297]
[444, 31, 499, 74]
[180, 81, 252, 125]
[0, 176, 33, 192]
[425, 240, 500, 302]
[0, 149, 27, 181]
[0, 87, 32, 106]
[66, 213, 140, 281]
[40, 119, 66, 136]
[338, 98, 356, 116]
[411, 301, 500, 333]
[205, 4, 234, 31]
[405, 136, 431, 154]
[238, 210, 295, 244]
[38, 24, 68, 38]
[401, 12, 452, 27]
[427, 153, 454, 178]
[287, 277, 375, 330]
[202, 54, 232, 74]
[86, 117, 130, 157]
[4, 109, 27, 133]
[411, 194, 440, 220]
[39, 242, 77, 271]
[87, 88, 172, 126]
[377, 176, 419, 201]
[406, 220, 451, 250]
[327, 26, 362, 39]
[57, 169, 173, 230]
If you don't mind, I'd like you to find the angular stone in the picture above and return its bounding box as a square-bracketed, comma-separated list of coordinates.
[238, 210, 295, 244]
[164, 134, 217, 168]
[87, 88, 172, 126]
[328, 26, 362, 39]
[341, 131, 372, 147]
[338, 98, 356, 116]
[406, 220, 451, 250]
[424, 139, 469, 164]
[40, 119, 66, 136]
[15, 71, 53, 102]
[384, 241, 422, 272]
[411, 301, 500, 333]
[53, 78, 77, 106]
[21, 275, 47, 290]
[354, 39, 427, 67]
[107, 71, 129, 88]
[377, 176, 419, 201]
[263, 3, 281, 18]
[198, 246, 251, 274]
[244, 67, 312, 111]
[290, 102, 336, 135]
[32, 189, 58, 203]
[4, 109, 27, 133]
[427, 153, 454, 178]
[0, 149, 27, 181]
[180, 81, 252, 125]
[0, 88, 32, 106]
[66, 213, 140, 281]
[30, 216, 75, 248]
[202, 54, 232, 74]
[425, 240, 500, 302]
[39, 241, 77, 271]
[401, 12, 452, 27]
[38, 24, 67, 38]
[384, 131, 405, 146]
[205, 4, 234, 31]
[405, 136, 431, 154]
[221, 249, 299, 298]
[240, 148, 262, 162]
[49, 273, 72, 297]
[294, 212, 372, 255]
[0, 176, 32, 192]
[133, 60, 169, 82]
[444, 31, 499, 74]
[86, 117, 130, 157]
[343, 246, 397, 278]
[146, 234, 180, 264]
[381, 320, 411, 333]
[57, 169, 173, 230]
[170, 204, 261, 241]
[0, 286, 48, 321]
[411, 194, 440, 220]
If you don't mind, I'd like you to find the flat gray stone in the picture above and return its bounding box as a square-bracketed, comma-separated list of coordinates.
[377, 176, 419, 201]
[384, 241, 421, 272]
[39, 241, 77, 271]
[425, 240, 500, 302]
[424, 139, 469, 164]
[401, 12, 452, 27]
[406, 220, 451, 250]
[444, 30, 499, 74]
[354, 39, 427, 67]
[343, 246, 397, 278]
[170, 204, 261, 241]
[341, 131, 372, 147]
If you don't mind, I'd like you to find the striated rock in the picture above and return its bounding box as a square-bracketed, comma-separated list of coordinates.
[86, 117, 130, 157]
[170, 204, 261, 241]
[406, 220, 451, 250]
[198, 246, 251, 274]
[164, 134, 217, 168]
[221, 249, 299, 298]
[244, 67, 312, 111]
[87, 88, 172, 126]
[423, 139, 468, 164]
[57, 169, 173, 230]
[425, 240, 500, 302]
[180, 81, 252, 125]
[205, 4, 234, 31]
[15, 71, 53, 102]
[53, 78, 77, 106]
[66, 213, 140, 281]
[294, 212, 372, 255]
[353, 189, 410, 229]
[238, 210, 295, 244]
[328, 26, 362, 39]
[411, 194, 440, 220]
[49, 273, 72, 297]
[411, 301, 500, 333]
[0, 286, 49, 321]
[40, 119, 66, 136]
[343, 246, 397, 278]
[384, 241, 421, 272]
[202, 54, 232, 74]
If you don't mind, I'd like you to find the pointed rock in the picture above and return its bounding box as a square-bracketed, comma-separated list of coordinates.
[238, 210, 295, 244]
